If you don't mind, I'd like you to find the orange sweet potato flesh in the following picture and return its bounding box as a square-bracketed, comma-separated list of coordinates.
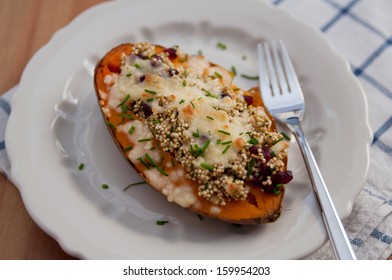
[94, 43, 287, 224]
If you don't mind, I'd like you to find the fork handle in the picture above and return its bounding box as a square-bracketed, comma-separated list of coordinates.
[286, 117, 357, 260]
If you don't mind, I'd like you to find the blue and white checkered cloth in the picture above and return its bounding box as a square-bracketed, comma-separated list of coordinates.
[0, 0, 391, 259]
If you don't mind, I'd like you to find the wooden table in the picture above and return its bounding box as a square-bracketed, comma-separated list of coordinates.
[1, 0, 391, 261]
[0, 0, 106, 260]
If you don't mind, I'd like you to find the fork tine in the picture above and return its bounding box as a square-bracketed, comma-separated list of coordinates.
[277, 40, 302, 95]
[263, 42, 280, 97]
[271, 41, 289, 94]
[257, 43, 270, 97]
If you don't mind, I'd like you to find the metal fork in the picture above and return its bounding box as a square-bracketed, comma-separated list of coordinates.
[257, 40, 357, 260]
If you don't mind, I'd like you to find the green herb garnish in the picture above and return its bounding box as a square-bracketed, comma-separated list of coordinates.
[128, 125, 135, 135]
[78, 163, 85, 170]
[179, 99, 185, 104]
[222, 145, 231, 154]
[101, 184, 109, 189]
[134, 63, 141, 69]
[145, 153, 168, 176]
[240, 74, 259, 80]
[124, 146, 133, 151]
[144, 89, 156, 94]
[214, 71, 223, 79]
[106, 121, 116, 129]
[156, 220, 169, 225]
[281, 132, 291, 141]
[217, 42, 227, 50]
[231, 66, 237, 76]
[123, 181, 146, 192]
[192, 129, 200, 138]
[247, 158, 255, 177]
[138, 138, 152, 142]
[206, 116, 214, 120]
[202, 88, 218, 98]
[218, 129, 231, 136]
[200, 162, 214, 171]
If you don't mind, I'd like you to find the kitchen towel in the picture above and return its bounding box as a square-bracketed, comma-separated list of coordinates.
[0, 0, 391, 260]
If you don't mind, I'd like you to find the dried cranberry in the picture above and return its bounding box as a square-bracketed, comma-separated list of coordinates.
[108, 64, 121, 74]
[243, 95, 254, 106]
[262, 146, 272, 162]
[258, 163, 272, 178]
[249, 145, 259, 155]
[139, 75, 146, 82]
[271, 170, 293, 185]
[142, 102, 153, 118]
[164, 48, 177, 59]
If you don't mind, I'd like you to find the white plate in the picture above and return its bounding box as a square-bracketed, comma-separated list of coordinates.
[6, 0, 371, 259]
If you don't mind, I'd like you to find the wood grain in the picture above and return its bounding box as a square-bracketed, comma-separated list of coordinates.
[0, 0, 390, 260]
[0, 0, 106, 260]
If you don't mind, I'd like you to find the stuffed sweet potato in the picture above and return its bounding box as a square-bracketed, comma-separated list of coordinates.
[94, 42, 293, 224]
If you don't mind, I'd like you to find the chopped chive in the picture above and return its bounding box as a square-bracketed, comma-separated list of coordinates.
[281, 132, 291, 141]
[182, 80, 187, 87]
[117, 113, 134, 120]
[156, 220, 169, 225]
[179, 99, 185, 104]
[153, 119, 161, 124]
[200, 163, 214, 171]
[192, 129, 200, 138]
[221, 140, 232, 145]
[247, 158, 255, 177]
[216, 139, 222, 144]
[200, 139, 211, 154]
[272, 137, 284, 145]
[222, 145, 231, 154]
[106, 121, 116, 129]
[202, 88, 218, 98]
[128, 125, 135, 135]
[273, 184, 284, 195]
[246, 132, 259, 145]
[144, 89, 156, 94]
[138, 138, 152, 142]
[101, 184, 109, 189]
[145, 153, 168, 176]
[198, 50, 203, 55]
[190, 101, 195, 108]
[216, 42, 227, 50]
[242, 55, 247, 60]
[117, 94, 130, 108]
[124, 146, 133, 151]
[218, 129, 231, 136]
[206, 116, 214, 120]
[126, 73, 132, 77]
[248, 138, 258, 145]
[231, 66, 237, 76]
[271, 151, 277, 158]
[214, 71, 223, 79]
[134, 63, 141, 69]
[171, 158, 176, 167]
[78, 163, 85, 170]
[146, 98, 154, 102]
[137, 157, 152, 169]
[123, 181, 146, 192]
[240, 74, 259, 80]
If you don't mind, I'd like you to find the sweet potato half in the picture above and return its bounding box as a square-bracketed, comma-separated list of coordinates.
[94, 42, 293, 224]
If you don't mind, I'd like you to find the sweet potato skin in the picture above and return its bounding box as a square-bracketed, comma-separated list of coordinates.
[94, 43, 287, 224]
